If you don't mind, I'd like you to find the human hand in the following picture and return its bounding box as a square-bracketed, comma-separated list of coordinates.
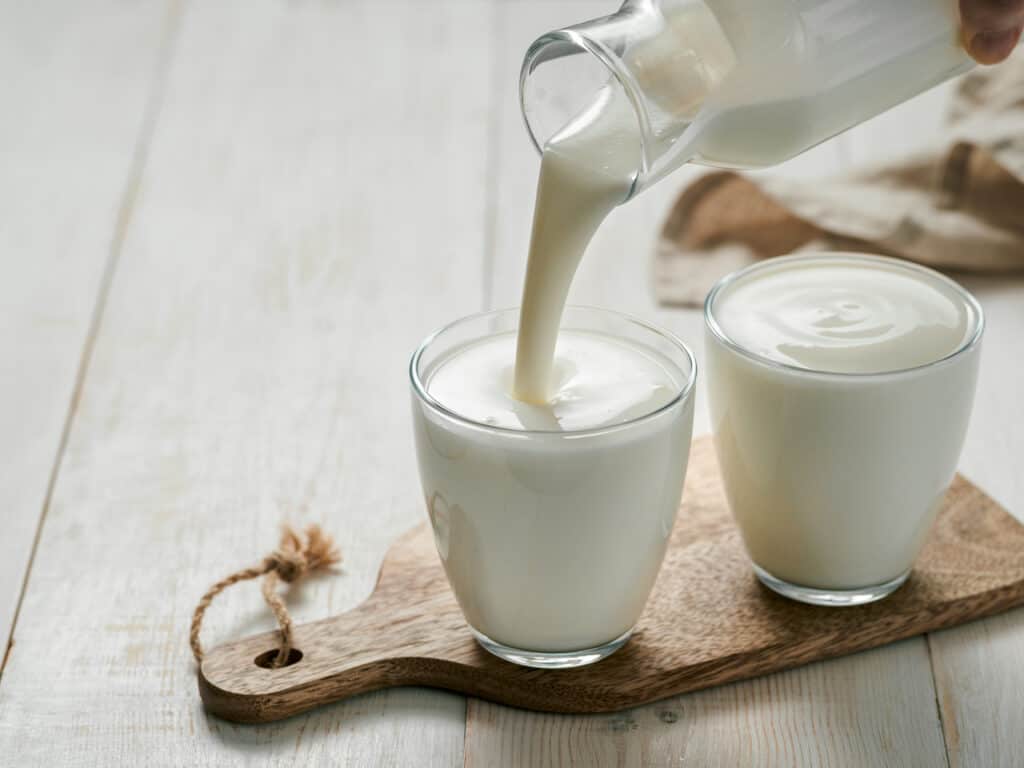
[961, 0, 1024, 64]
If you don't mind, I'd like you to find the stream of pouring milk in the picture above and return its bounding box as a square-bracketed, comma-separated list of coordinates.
[426, 82, 675, 433]
[509, 0, 735, 405]
[511, 84, 641, 404]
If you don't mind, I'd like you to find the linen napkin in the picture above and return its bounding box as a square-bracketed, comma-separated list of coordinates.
[654, 46, 1024, 308]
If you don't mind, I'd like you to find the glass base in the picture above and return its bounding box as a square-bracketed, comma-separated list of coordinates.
[471, 627, 632, 669]
[753, 563, 910, 607]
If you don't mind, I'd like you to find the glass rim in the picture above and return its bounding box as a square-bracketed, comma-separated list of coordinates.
[703, 252, 985, 380]
[409, 305, 698, 438]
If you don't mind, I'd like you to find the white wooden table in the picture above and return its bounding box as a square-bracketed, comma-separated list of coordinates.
[2, 2, 1022, 765]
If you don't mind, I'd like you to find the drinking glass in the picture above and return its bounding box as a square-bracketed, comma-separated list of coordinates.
[704, 254, 983, 606]
[410, 307, 697, 667]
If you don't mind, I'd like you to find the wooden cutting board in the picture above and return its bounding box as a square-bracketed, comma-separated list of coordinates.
[198, 437, 1024, 724]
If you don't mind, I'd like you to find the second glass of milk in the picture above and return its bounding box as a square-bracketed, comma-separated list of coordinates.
[411, 307, 696, 668]
[705, 254, 984, 606]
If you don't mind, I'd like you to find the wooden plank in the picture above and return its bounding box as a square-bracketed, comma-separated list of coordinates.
[930, 609, 1024, 768]
[465, 641, 947, 767]
[0, 0, 171, 662]
[469, 2, 950, 765]
[928, 279, 1024, 768]
[0, 0, 493, 763]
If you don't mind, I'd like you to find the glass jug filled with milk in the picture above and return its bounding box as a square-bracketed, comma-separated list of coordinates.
[520, 0, 973, 199]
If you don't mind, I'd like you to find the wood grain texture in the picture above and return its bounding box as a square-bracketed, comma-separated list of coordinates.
[199, 436, 1024, 724]
[464, 639, 947, 767]
[930, 610, 1024, 768]
[0, 0, 493, 764]
[0, 0, 171, 661]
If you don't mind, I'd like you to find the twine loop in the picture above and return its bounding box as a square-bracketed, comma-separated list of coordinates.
[190, 524, 340, 668]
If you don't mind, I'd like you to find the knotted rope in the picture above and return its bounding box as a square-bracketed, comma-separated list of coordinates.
[190, 525, 340, 667]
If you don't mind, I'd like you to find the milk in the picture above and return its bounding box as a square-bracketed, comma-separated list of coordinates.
[412, 310, 695, 654]
[512, 85, 639, 403]
[672, 0, 972, 170]
[706, 255, 983, 597]
[431, 331, 681, 432]
[512, 3, 726, 402]
[713, 259, 973, 373]
[522, 0, 972, 189]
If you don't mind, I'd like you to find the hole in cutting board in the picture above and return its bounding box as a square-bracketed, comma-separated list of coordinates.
[254, 648, 303, 669]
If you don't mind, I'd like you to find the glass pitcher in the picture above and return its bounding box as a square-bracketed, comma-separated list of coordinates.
[520, 0, 974, 199]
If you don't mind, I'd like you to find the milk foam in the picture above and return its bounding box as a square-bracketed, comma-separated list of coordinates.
[712, 258, 975, 374]
[428, 330, 681, 432]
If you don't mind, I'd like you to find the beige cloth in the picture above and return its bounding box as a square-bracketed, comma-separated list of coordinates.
[655, 47, 1024, 308]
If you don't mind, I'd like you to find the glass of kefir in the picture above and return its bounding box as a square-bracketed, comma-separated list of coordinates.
[705, 253, 983, 606]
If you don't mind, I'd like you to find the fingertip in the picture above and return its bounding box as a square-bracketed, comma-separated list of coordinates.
[968, 26, 1023, 64]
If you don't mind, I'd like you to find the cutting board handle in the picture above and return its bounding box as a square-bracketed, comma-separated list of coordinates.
[198, 596, 442, 722]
